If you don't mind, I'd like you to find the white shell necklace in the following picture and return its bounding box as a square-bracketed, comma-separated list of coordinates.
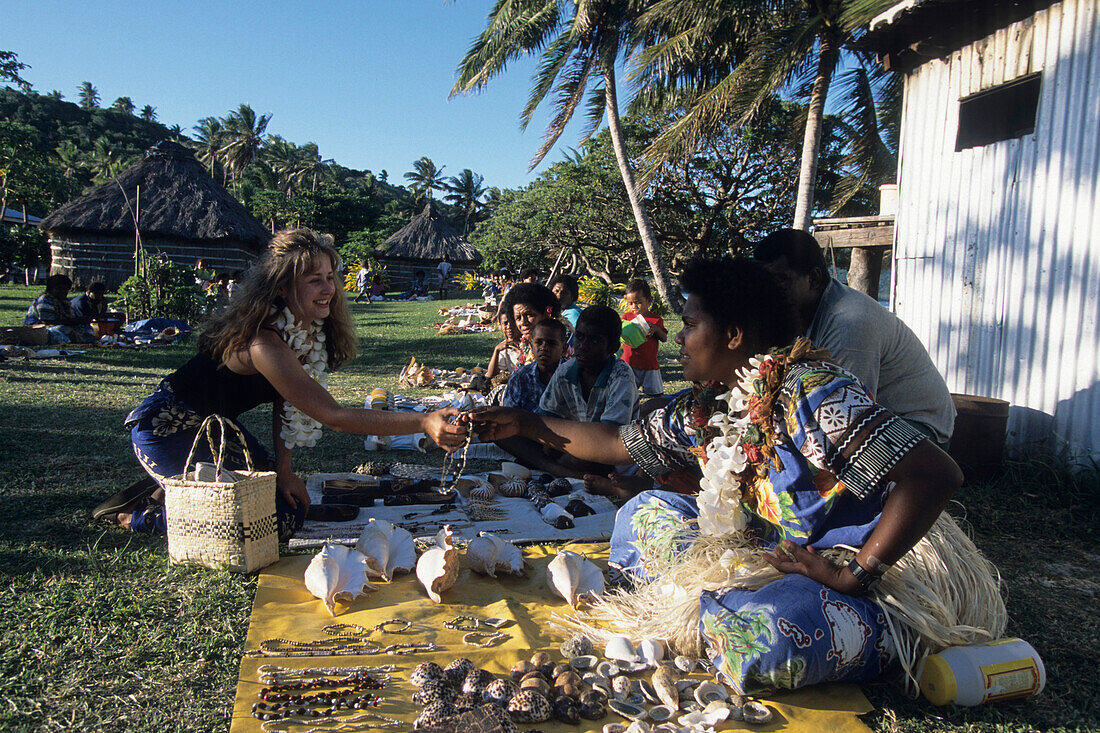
[274, 306, 327, 448]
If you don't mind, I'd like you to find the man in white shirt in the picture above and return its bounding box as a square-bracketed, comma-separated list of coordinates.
[436, 256, 452, 300]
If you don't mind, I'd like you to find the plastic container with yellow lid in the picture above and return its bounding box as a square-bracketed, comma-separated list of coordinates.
[918, 638, 1045, 706]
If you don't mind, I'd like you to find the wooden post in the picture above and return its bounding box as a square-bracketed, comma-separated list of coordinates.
[848, 247, 882, 301]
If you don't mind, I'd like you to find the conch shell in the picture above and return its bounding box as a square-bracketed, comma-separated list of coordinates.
[547, 549, 604, 608]
[304, 543, 375, 616]
[467, 532, 524, 578]
[416, 525, 458, 603]
[354, 518, 416, 581]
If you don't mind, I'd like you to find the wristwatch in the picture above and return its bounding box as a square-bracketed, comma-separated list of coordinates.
[846, 557, 881, 593]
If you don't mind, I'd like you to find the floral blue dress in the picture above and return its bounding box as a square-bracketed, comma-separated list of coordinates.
[613, 360, 926, 693]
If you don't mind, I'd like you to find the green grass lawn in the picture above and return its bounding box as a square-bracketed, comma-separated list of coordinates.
[0, 283, 1096, 732]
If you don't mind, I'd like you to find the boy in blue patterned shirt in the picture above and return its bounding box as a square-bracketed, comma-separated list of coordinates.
[502, 318, 566, 411]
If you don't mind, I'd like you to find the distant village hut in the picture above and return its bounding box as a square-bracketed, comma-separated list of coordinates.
[39, 141, 270, 289]
[864, 0, 1100, 462]
[374, 202, 482, 290]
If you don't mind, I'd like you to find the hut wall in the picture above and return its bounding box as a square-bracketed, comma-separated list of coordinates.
[48, 233, 258, 290]
[376, 258, 480, 295]
[892, 0, 1100, 461]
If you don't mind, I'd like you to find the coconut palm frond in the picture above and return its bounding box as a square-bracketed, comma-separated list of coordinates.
[531, 52, 597, 168]
[452, 0, 565, 94]
[522, 31, 583, 129]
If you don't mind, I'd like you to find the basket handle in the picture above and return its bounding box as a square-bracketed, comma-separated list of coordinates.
[182, 415, 255, 479]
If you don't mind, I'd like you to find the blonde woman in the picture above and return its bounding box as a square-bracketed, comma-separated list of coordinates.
[97, 229, 467, 538]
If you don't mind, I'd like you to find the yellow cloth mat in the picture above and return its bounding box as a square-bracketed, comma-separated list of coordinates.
[231, 544, 873, 733]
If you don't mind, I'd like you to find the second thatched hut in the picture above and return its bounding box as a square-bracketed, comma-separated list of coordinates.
[374, 201, 482, 290]
[40, 141, 270, 288]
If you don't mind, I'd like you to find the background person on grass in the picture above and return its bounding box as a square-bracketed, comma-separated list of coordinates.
[70, 281, 110, 320]
[499, 282, 563, 366]
[549, 273, 582, 330]
[23, 273, 95, 344]
[436, 255, 452, 300]
[98, 229, 467, 539]
[353, 263, 371, 303]
[472, 257, 989, 693]
[621, 278, 667, 398]
[755, 228, 956, 448]
[485, 313, 523, 382]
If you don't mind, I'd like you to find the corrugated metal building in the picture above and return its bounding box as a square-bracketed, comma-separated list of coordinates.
[866, 0, 1100, 462]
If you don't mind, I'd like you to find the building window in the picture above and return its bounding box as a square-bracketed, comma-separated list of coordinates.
[956, 72, 1042, 151]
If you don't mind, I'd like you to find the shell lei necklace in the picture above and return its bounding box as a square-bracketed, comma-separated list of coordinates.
[275, 306, 328, 448]
[693, 337, 826, 539]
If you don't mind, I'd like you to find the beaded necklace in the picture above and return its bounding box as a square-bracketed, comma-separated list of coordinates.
[274, 306, 328, 448]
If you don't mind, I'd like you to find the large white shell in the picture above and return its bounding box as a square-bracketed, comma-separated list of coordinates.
[466, 531, 524, 578]
[605, 635, 641, 663]
[547, 550, 604, 608]
[637, 639, 667, 667]
[500, 461, 532, 480]
[304, 543, 375, 616]
[415, 525, 458, 603]
[354, 518, 416, 581]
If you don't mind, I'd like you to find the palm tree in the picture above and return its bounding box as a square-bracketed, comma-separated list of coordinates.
[55, 141, 86, 179]
[297, 142, 334, 191]
[78, 82, 99, 110]
[220, 104, 271, 181]
[264, 135, 304, 193]
[444, 169, 488, 235]
[90, 137, 125, 182]
[111, 96, 136, 115]
[633, 0, 894, 230]
[453, 0, 681, 312]
[403, 157, 447, 201]
[140, 105, 157, 122]
[192, 117, 225, 178]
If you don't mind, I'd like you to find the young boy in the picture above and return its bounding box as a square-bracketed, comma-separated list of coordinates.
[496, 306, 637, 478]
[501, 318, 566, 412]
[538, 305, 638, 426]
[620, 279, 667, 397]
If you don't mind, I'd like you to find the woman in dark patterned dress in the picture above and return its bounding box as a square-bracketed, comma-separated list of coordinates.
[97, 229, 468, 539]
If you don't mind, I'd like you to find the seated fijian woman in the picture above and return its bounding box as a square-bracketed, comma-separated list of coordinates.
[96, 229, 468, 538]
[473, 257, 1004, 694]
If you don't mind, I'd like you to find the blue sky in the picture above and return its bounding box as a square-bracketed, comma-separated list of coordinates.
[3, 1, 592, 191]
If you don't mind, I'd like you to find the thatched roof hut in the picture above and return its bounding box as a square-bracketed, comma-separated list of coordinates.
[40, 141, 270, 288]
[374, 202, 482, 288]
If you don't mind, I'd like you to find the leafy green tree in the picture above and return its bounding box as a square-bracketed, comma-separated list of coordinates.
[111, 96, 136, 115]
[634, 0, 896, 228]
[443, 168, 488, 235]
[140, 105, 157, 122]
[453, 0, 681, 312]
[221, 104, 271, 181]
[0, 122, 68, 269]
[78, 81, 100, 110]
[403, 157, 446, 201]
[0, 51, 30, 92]
[89, 135, 128, 182]
[45, 90, 63, 100]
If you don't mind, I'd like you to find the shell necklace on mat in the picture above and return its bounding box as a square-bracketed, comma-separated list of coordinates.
[258, 664, 397, 684]
[246, 619, 440, 658]
[259, 711, 402, 732]
[274, 305, 328, 448]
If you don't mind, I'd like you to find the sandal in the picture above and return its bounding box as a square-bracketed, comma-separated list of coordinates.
[92, 476, 159, 520]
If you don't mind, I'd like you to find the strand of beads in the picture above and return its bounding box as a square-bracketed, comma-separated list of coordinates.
[252, 672, 386, 721]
